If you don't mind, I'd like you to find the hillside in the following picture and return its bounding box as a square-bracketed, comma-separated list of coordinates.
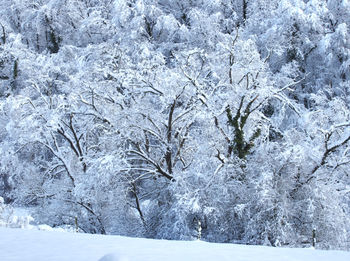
[1, 227, 350, 261]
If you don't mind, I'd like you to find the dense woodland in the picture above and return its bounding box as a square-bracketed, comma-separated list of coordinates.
[1, 0, 350, 250]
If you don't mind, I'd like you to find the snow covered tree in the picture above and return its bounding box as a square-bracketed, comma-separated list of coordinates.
[1, 0, 350, 250]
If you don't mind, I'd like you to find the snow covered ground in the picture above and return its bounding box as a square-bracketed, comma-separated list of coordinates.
[0, 227, 350, 261]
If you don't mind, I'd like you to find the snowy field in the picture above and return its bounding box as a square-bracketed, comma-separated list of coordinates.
[1, 227, 350, 261]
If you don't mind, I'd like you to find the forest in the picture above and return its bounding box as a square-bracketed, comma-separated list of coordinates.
[0, 0, 350, 250]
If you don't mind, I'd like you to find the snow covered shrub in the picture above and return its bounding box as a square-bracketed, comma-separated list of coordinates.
[0, 196, 33, 228]
[0, 196, 11, 226]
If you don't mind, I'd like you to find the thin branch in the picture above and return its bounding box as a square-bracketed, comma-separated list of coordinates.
[36, 141, 75, 186]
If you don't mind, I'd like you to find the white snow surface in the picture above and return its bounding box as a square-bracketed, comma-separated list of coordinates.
[1, 227, 350, 261]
